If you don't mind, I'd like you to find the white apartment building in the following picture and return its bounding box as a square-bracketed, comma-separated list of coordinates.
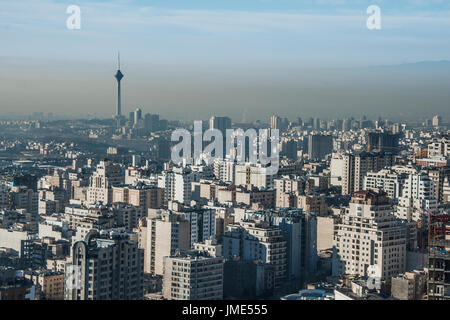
[396, 172, 439, 221]
[428, 136, 449, 157]
[213, 159, 235, 184]
[363, 169, 408, 199]
[330, 152, 345, 187]
[158, 167, 199, 205]
[443, 176, 450, 202]
[332, 190, 407, 280]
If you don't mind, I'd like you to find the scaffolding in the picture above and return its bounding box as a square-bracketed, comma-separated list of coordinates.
[427, 213, 450, 300]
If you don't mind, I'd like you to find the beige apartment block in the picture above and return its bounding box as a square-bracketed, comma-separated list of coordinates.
[333, 190, 407, 280]
[136, 210, 190, 275]
[25, 271, 65, 300]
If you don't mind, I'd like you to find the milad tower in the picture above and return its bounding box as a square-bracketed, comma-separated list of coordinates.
[114, 53, 124, 119]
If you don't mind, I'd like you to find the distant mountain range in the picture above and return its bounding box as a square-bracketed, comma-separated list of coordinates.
[368, 60, 450, 70]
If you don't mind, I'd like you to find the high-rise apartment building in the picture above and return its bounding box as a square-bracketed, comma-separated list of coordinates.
[136, 209, 190, 275]
[162, 250, 224, 300]
[87, 160, 123, 205]
[313, 118, 320, 130]
[330, 152, 345, 187]
[223, 221, 287, 286]
[158, 167, 199, 205]
[209, 116, 231, 135]
[239, 209, 317, 281]
[182, 208, 216, 248]
[274, 176, 304, 207]
[281, 139, 298, 161]
[270, 115, 281, 130]
[144, 113, 160, 133]
[213, 159, 236, 184]
[133, 108, 142, 126]
[89, 160, 123, 189]
[342, 151, 395, 195]
[332, 190, 407, 280]
[367, 131, 400, 154]
[432, 115, 442, 127]
[396, 172, 439, 221]
[308, 134, 333, 161]
[427, 167, 450, 202]
[65, 230, 144, 300]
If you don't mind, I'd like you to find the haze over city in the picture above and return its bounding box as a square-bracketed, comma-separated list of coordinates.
[0, 0, 450, 308]
[1, 0, 450, 121]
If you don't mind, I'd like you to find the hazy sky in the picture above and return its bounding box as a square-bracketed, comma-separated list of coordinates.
[1, 0, 449, 122]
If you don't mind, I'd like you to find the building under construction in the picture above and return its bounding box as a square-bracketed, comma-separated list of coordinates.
[427, 213, 450, 300]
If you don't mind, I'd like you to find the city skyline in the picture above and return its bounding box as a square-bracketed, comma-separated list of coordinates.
[1, 0, 450, 307]
[1, 58, 449, 123]
[1, 0, 450, 121]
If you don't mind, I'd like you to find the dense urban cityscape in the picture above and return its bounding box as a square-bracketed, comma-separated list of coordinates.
[0, 54, 448, 301]
[1, 1, 449, 310]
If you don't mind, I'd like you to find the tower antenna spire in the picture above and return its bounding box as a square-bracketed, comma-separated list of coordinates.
[118, 51, 120, 69]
